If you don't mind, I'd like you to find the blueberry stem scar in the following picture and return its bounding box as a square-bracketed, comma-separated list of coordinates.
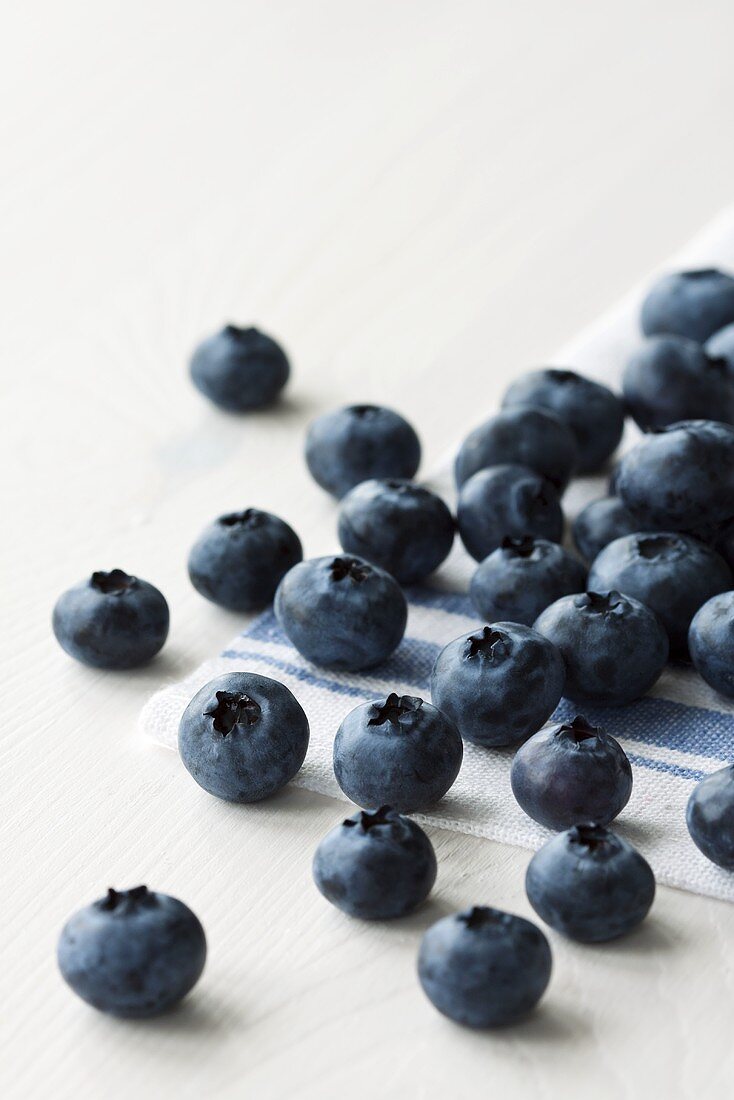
[206, 690, 262, 735]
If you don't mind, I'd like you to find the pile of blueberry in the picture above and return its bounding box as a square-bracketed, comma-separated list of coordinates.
[55, 275, 734, 1027]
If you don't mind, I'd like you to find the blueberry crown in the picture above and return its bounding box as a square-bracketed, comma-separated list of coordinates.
[206, 690, 262, 735]
[344, 806, 396, 832]
[459, 906, 513, 931]
[575, 590, 626, 615]
[223, 324, 260, 342]
[98, 885, 154, 913]
[636, 534, 684, 561]
[501, 535, 536, 558]
[368, 693, 423, 728]
[568, 823, 614, 853]
[546, 368, 580, 385]
[330, 556, 371, 583]
[91, 569, 137, 595]
[219, 509, 264, 529]
[558, 715, 602, 744]
[348, 404, 379, 420]
[465, 627, 510, 661]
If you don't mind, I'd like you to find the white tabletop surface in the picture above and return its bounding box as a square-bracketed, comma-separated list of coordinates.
[4, 2, 734, 1097]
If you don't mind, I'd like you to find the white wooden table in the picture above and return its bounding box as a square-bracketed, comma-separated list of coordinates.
[4, 3, 734, 1096]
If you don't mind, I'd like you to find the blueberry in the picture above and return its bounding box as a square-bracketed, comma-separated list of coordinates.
[337, 479, 454, 584]
[274, 555, 407, 670]
[52, 569, 169, 669]
[501, 368, 624, 473]
[178, 672, 309, 802]
[305, 405, 421, 499]
[457, 465, 564, 562]
[470, 536, 586, 626]
[688, 592, 734, 698]
[430, 623, 565, 748]
[57, 886, 206, 1018]
[641, 268, 734, 342]
[526, 824, 655, 942]
[534, 590, 668, 706]
[189, 324, 289, 411]
[616, 420, 734, 533]
[705, 320, 734, 370]
[572, 496, 640, 562]
[587, 532, 731, 657]
[510, 716, 633, 830]
[455, 406, 577, 491]
[686, 765, 734, 868]
[312, 806, 437, 919]
[622, 335, 734, 431]
[188, 508, 302, 612]
[417, 906, 552, 1029]
[332, 693, 463, 812]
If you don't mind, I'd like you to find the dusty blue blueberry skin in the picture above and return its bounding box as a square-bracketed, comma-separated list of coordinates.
[686, 765, 734, 868]
[572, 496, 640, 563]
[588, 532, 732, 657]
[455, 406, 577, 491]
[526, 824, 655, 943]
[623, 335, 734, 431]
[617, 419, 734, 533]
[305, 404, 421, 499]
[457, 464, 564, 562]
[52, 569, 169, 669]
[688, 592, 734, 699]
[312, 806, 437, 919]
[430, 623, 565, 748]
[511, 716, 633, 830]
[502, 368, 625, 474]
[534, 590, 668, 706]
[188, 508, 302, 612]
[274, 555, 407, 670]
[178, 672, 309, 802]
[641, 269, 734, 343]
[333, 694, 463, 812]
[57, 886, 206, 1018]
[337, 479, 454, 584]
[470, 536, 586, 626]
[190, 324, 289, 411]
[417, 906, 552, 1029]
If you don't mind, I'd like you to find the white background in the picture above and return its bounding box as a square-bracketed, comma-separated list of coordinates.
[4, 2, 734, 1097]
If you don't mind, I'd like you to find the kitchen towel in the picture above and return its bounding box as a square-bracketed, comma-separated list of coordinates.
[141, 208, 734, 903]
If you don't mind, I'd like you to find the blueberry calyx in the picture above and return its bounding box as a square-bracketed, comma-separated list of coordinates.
[344, 805, 396, 832]
[368, 693, 423, 728]
[465, 627, 510, 661]
[501, 535, 536, 558]
[218, 509, 264, 529]
[90, 569, 137, 595]
[330, 556, 371, 583]
[546, 368, 579, 385]
[559, 715, 601, 744]
[206, 690, 262, 735]
[636, 534, 684, 560]
[575, 590, 625, 615]
[703, 353, 730, 373]
[223, 323, 259, 341]
[98, 885, 152, 912]
[348, 404, 379, 420]
[568, 823, 612, 853]
[681, 268, 718, 279]
[459, 906, 509, 931]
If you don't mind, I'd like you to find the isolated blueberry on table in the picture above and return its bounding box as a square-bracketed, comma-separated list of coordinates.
[189, 324, 290, 411]
[457, 464, 564, 562]
[454, 406, 577, 491]
[188, 508, 302, 612]
[178, 671, 309, 802]
[511, 715, 633, 830]
[57, 885, 206, 1018]
[275, 555, 407, 670]
[687, 765, 734, 868]
[333, 693, 463, 812]
[526, 824, 655, 942]
[623, 335, 734, 431]
[534, 590, 668, 706]
[417, 906, 552, 1029]
[616, 419, 734, 532]
[52, 569, 169, 669]
[305, 404, 421, 499]
[502, 368, 625, 473]
[588, 532, 731, 657]
[688, 592, 734, 699]
[430, 623, 565, 748]
[470, 536, 586, 626]
[640, 268, 734, 343]
[337, 479, 454, 584]
[572, 496, 639, 563]
[312, 806, 437, 919]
